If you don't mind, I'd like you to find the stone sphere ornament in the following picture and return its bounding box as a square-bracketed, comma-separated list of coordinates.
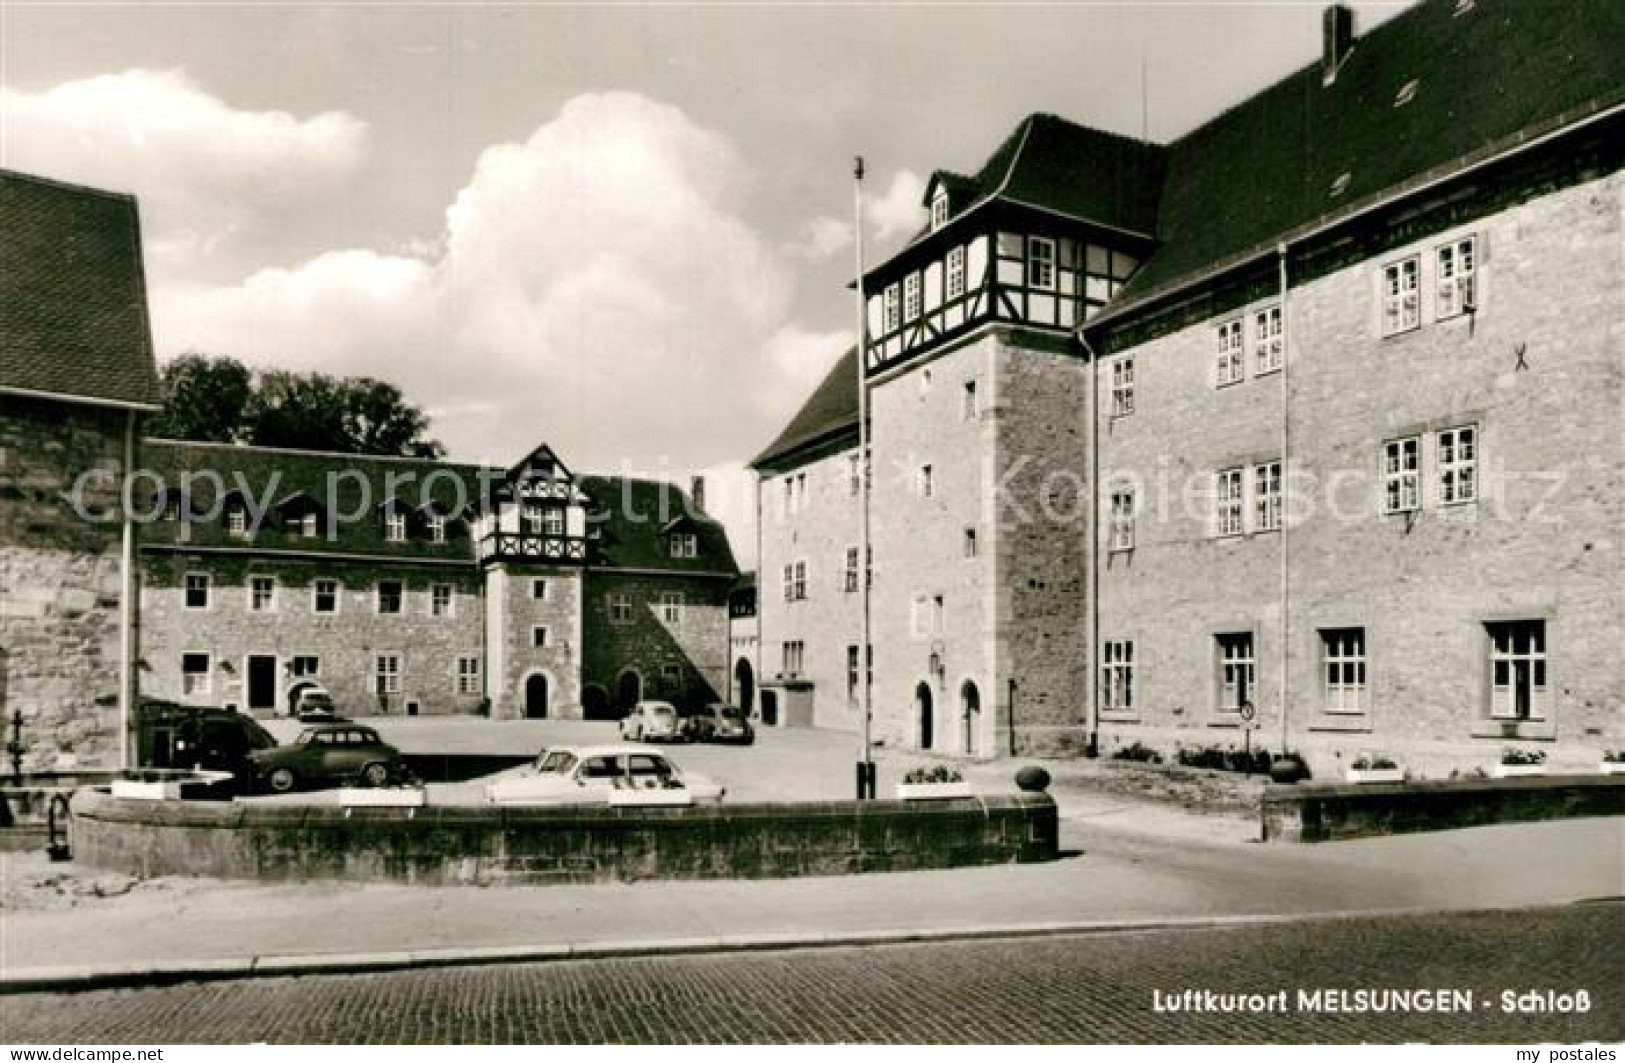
[1015, 765, 1051, 792]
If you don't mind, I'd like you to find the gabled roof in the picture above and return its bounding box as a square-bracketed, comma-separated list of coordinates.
[1103, 0, 1625, 317]
[0, 170, 162, 409]
[749, 347, 859, 472]
[579, 476, 739, 576]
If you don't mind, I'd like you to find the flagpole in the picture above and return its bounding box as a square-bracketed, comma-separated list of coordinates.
[853, 155, 875, 801]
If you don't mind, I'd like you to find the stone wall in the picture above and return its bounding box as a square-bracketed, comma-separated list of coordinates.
[581, 571, 730, 712]
[483, 563, 583, 720]
[1094, 170, 1625, 778]
[70, 788, 1059, 884]
[0, 396, 133, 769]
[140, 552, 484, 718]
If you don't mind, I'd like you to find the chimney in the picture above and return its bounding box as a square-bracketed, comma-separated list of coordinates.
[690, 475, 706, 514]
[1322, 4, 1356, 86]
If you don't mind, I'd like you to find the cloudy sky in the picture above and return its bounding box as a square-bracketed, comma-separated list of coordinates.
[2, 0, 1405, 560]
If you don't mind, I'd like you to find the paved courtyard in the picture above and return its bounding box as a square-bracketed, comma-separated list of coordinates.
[3, 905, 1620, 1044]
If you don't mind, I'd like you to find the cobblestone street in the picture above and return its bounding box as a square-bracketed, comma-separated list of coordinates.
[4, 904, 1620, 1044]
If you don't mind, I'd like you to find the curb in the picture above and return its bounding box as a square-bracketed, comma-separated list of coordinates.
[4, 899, 1619, 995]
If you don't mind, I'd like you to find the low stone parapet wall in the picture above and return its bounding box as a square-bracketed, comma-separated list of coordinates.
[1262, 774, 1625, 842]
[69, 789, 1059, 885]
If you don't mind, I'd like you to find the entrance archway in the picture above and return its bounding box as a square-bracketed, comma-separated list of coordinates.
[734, 658, 755, 713]
[286, 680, 321, 717]
[616, 669, 642, 713]
[580, 683, 611, 720]
[524, 673, 550, 719]
[915, 682, 934, 750]
[960, 681, 980, 756]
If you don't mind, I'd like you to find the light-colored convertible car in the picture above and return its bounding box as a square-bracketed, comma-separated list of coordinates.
[485, 744, 726, 807]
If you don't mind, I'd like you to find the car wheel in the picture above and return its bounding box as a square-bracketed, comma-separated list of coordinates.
[267, 767, 297, 793]
[361, 762, 391, 788]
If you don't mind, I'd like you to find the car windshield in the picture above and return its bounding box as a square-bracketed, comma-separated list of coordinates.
[649, 705, 674, 717]
[536, 751, 577, 774]
[240, 719, 278, 749]
[295, 731, 317, 745]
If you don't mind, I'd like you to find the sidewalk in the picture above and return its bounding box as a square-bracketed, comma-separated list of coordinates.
[3, 800, 1619, 991]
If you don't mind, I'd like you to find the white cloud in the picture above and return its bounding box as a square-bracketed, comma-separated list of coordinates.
[155, 91, 840, 482]
[865, 169, 926, 243]
[786, 215, 852, 261]
[1, 69, 368, 272]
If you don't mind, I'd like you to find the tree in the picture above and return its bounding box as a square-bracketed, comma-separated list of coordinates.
[148, 357, 445, 458]
[146, 354, 252, 443]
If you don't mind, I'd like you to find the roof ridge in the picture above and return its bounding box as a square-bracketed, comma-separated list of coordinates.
[0, 167, 138, 205]
[142, 436, 484, 468]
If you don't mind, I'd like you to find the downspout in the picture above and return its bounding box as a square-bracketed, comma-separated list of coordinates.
[118, 409, 137, 769]
[1277, 242, 1291, 755]
[1076, 331, 1101, 757]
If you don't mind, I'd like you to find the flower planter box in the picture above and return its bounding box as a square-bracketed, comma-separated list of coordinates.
[895, 781, 974, 801]
[1345, 768, 1404, 785]
[339, 788, 426, 807]
[111, 779, 185, 801]
[1599, 762, 1625, 776]
[1492, 764, 1546, 779]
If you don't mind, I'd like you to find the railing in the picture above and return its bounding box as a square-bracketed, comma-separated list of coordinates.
[479, 532, 588, 562]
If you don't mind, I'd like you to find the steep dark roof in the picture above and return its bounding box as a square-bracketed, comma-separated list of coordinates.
[580, 476, 739, 576]
[138, 439, 489, 561]
[1107, 0, 1625, 314]
[0, 170, 161, 408]
[749, 347, 859, 471]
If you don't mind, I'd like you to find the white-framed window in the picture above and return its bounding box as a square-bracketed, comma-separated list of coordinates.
[182, 653, 211, 697]
[1437, 425, 1477, 505]
[1436, 236, 1477, 319]
[1215, 468, 1244, 537]
[1253, 461, 1282, 533]
[1215, 320, 1245, 386]
[431, 583, 454, 617]
[312, 579, 338, 614]
[1321, 628, 1368, 714]
[963, 526, 978, 559]
[1027, 236, 1056, 290]
[1110, 487, 1135, 551]
[249, 575, 276, 613]
[844, 546, 860, 593]
[376, 580, 403, 615]
[609, 593, 632, 625]
[184, 572, 211, 611]
[917, 464, 934, 499]
[962, 380, 978, 421]
[1101, 640, 1134, 711]
[669, 532, 698, 558]
[1111, 357, 1135, 417]
[531, 578, 549, 601]
[375, 654, 401, 696]
[931, 192, 949, 231]
[1383, 437, 1420, 514]
[1216, 632, 1255, 712]
[883, 284, 900, 332]
[521, 505, 544, 536]
[427, 513, 447, 544]
[659, 591, 684, 625]
[294, 512, 319, 539]
[903, 272, 921, 321]
[1487, 619, 1547, 721]
[226, 504, 249, 539]
[946, 246, 966, 299]
[531, 626, 549, 649]
[1253, 305, 1282, 375]
[781, 640, 805, 678]
[542, 507, 565, 537]
[456, 655, 481, 695]
[847, 453, 862, 497]
[384, 510, 407, 543]
[1382, 256, 1420, 336]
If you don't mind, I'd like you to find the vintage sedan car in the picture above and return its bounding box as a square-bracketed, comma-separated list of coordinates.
[618, 700, 682, 742]
[293, 689, 342, 722]
[248, 724, 404, 793]
[680, 703, 754, 745]
[485, 744, 725, 807]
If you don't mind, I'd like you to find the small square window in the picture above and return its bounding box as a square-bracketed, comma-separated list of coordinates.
[184, 572, 211, 611]
[532, 626, 549, 649]
[963, 527, 978, 559]
[312, 579, 339, 614]
[609, 593, 632, 625]
[182, 653, 211, 697]
[431, 584, 454, 617]
[249, 576, 276, 613]
[532, 579, 549, 601]
[377, 581, 403, 615]
[384, 510, 407, 543]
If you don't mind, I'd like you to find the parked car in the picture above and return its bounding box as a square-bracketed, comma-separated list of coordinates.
[248, 724, 404, 793]
[485, 744, 725, 806]
[618, 700, 681, 742]
[680, 703, 754, 745]
[293, 688, 342, 722]
[137, 699, 278, 791]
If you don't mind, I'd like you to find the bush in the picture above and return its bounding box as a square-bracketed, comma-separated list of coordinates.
[1350, 754, 1398, 771]
[1111, 741, 1163, 764]
[1174, 744, 1277, 775]
[1500, 747, 1546, 766]
[903, 764, 964, 785]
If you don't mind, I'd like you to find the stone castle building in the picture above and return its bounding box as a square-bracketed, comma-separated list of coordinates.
[1, 171, 739, 771]
[750, 0, 1624, 775]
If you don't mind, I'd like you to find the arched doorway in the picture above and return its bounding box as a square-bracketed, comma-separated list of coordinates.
[760, 689, 778, 726]
[616, 669, 642, 713]
[580, 683, 611, 720]
[524, 673, 549, 719]
[734, 658, 755, 713]
[915, 682, 934, 750]
[285, 680, 321, 717]
[960, 681, 980, 756]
